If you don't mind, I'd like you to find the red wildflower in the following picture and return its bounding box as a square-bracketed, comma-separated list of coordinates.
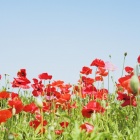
[8, 97, 24, 114]
[51, 80, 64, 87]
[0, 91, 10, 99]
[29, 119, 47, 129]
[117, 92, 137, 107]
[44, 84, 56, 96]
[137, 55, 140, 63]
[95, 76, 103, 81]
[118, 75, 132, 93]
[17, 69, 26, 78]
[93, 88, 108, 100]
[82, 76, 94, 85]
[82, 101, 105, 118]
[125, 66, 133, 74]
[80, 66, 92, 75]
[11, 77, 30, 89]
[23, 103, 38, 114]
[80, 123, 94, 133]
[56, 93, 71, 104]
[38, 73, 52, 80]
[0, 109, 12, 124]
[59, 84, 72, 94]
[60, 122, 69, 128]
[83, 85, 96, 95]
[31, 78, 44, 97]
[96, 67, 108, 77]
[90, 58, 105, 67]
[55, 130, 64, 135]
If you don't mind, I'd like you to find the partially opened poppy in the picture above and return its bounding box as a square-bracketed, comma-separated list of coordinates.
[29, 119, 47, 129]
[17, 69, 26, 78]
[80, 66, 92, 75]
[80, 122, 94, 133]
[38, 73, 52, 80]
[60, 121, 69, 128]
[90, 58, 105, 67]
[125, 66, 133, 74]
[55, 130, 64, 135]
[0, 109, 12, 124]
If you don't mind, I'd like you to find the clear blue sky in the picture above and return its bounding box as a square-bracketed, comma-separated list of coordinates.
[0, 1, 140, 88]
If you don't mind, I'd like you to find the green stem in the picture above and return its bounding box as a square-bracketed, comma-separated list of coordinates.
[121, 54, 126, 77]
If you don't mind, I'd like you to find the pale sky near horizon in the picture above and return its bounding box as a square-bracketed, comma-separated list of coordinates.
[0, 1, 140, 91]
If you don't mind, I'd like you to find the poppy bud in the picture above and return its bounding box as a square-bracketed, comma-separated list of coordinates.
[35, 96, 43, 108]
[124, 52, 127, 56]
[8, 133, 14, 140]
[12, 107, 16, 115]
[130, 75, 139, 95]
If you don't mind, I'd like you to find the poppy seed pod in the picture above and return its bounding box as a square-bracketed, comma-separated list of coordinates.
[130, 75, 139, 95]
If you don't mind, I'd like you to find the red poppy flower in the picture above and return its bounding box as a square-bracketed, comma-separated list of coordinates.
[125, 66, 133, 74]
[23, 103, 38, 114]
[118, 75, 132, 93]
[0, 75, 1, 80]
[60, 122, 69, 128]
[93, 88, 108, 100]
[0, 109, 12, 123]
[38, 73, 52, 80]
[83, 85, 96, 95]
[56, 93, 71, 104]
[55, 130, 64, 135]
[96, 67, 108, 77]
[17, 69, 26, 78]
[29, 119, 47, 129]
[95, 76, 103, 81]
[90, 59, 105, 67]
[80, 66, 92, 75]
[82, 101, 105, 118]
[51, 80, 64, 87]
[8, 97, 24, 114]
[117, 92, 137, 107]
[80, 123, 94, 133]
[82, 76, 94, 85]
[31, 78, 44, 97]
[11, 77, 30, 89]
[44, 85, 56, 96]
[137, 55, 140, 63]
[0, 91, 10, 99]
[59, 84, 72, 94]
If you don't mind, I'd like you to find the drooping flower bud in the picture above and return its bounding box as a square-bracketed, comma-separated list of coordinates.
[130, 75, 139, 95]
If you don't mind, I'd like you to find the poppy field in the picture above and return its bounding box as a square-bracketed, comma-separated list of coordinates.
[0, 54, 140, 140]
